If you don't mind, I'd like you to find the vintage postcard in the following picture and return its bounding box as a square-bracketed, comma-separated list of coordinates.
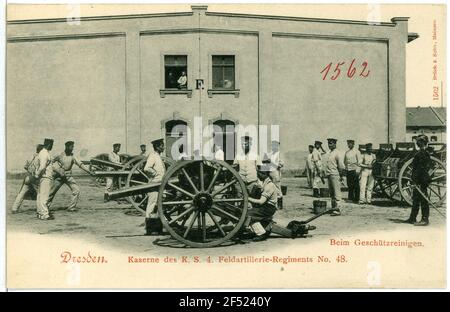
[4, 3, 447, 289]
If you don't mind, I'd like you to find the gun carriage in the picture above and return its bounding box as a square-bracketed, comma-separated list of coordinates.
[371, 142, 446, 206]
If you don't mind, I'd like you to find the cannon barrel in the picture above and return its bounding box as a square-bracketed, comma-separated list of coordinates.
[93, 170, 137, 177]
[90, 158, 124, 170]
[106, 182, 162, 201]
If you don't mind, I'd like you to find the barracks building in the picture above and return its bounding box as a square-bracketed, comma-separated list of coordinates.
[6, 5, 418, 171]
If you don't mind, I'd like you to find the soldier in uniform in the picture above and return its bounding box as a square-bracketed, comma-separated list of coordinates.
[35, 138, 55, 220]
[140, 144, 147, 156]
[323, 138, 345, 216]
[104, 143, 121, 202]
[311, 141, 325, 197]
[403, 135, 432, 226]
[306, 145, 314, 188]
[144, 138, 166, 235]
[48, 141, 91, 212]
[247, 164, 279, 241]
[359, 143, 377, 205]
[265, 140, 284, 209]
[344, 139, 362, 202]
[233, 136, 262, 197]
[11, 144, 43, 213]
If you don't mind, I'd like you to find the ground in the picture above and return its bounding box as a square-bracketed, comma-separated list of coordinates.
[6, 176, 446, 257]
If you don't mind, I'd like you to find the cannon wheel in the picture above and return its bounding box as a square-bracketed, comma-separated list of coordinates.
[158, 160, 248, 248]
[124, 156, 174, 214]
[398, 156, 446, 207]
[377, 178, 403, 203]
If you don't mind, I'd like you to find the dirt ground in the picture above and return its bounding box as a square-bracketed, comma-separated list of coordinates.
[6, 176, 446, 256]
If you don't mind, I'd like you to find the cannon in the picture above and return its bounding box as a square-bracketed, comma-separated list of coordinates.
[106, 159, 249, 247]
[372, 142, 446, 206]
[87, 153, 174, 212]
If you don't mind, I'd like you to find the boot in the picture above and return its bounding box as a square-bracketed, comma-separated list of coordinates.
[414, 219, 429, 226]
[277, 198, 283, 210]
[401, 218, 416, 224]
[145, 218, 164, 235]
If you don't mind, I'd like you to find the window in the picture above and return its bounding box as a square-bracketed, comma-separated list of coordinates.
[212, 56, 235, 89]
[213, 119, 236, 162]
[165, 120, 188, 159]
[164, 55, 187, 89]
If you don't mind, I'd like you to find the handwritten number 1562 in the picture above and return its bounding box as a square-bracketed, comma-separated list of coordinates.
[321, 59, 370, 80]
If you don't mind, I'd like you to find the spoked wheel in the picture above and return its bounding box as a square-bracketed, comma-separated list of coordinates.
[157, 159, 248, 248]
[125, 156, 174, 214]
[399, 156, 446, 207]
[379, 178, 403, 203]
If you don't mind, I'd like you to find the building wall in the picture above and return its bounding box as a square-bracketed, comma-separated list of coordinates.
[270, 36, 388, 168]
[6, 7, 411, 171]
[7, 36, 126, 170]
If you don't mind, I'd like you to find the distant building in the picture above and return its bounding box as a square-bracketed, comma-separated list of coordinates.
[406, 106, 446, 143]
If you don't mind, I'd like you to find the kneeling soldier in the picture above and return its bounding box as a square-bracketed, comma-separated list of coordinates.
[246, 165, 302, 241]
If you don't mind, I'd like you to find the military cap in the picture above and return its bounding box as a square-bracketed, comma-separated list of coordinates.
[36, 144, 44, 153]
[43, 138, 54, 146]
[314, 141, 322, 146]
[271, 139, 280, 144]
[140, 144, 146, 148]
[113, 143, 121, 148]
[308, 145, 314, 148]
[366, 143, 373, 149]
[65, 141, 75, 147]
[347, 139, 355, 144]
[257, 164, 271, 172]
[241, 135, 252, 142]
[417, 134, 429, 144]
[151, 138, 164, 147]
[327, 138, 337, 143]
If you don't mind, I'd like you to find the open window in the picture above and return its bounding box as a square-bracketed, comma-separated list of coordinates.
[164, 55, 188, 89]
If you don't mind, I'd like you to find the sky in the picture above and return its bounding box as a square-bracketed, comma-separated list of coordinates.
[6, 3, 447, 108]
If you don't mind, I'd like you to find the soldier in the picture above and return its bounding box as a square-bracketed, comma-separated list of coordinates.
[403, 135, 432, 226]
[48, 141, 91, 212]
[144, 138, 166, 235]
[140, 144, 147, 156]
[306, 145, 314, 188]
[344, 139, 362, 202]
[233, 136, 262, 197]
[359, 143, 377, 205]
[35, 138, 54, 220]
[104, 143, 121, 202]
[11, 144, 43, 213]
[311, 141, 325, 197]
[247, 164, 279, 241]
[323, 138, 345, 216]
[265, 140, 284, 209]
[246, 165, 315, 242]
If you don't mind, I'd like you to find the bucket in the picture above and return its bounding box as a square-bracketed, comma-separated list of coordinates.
[281, 186, 288, 196]
[313, 200, 327, 214]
